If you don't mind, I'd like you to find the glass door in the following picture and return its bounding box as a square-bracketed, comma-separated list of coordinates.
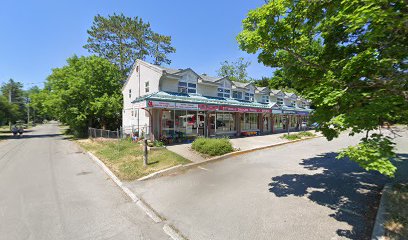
[197, 111, 206, 136]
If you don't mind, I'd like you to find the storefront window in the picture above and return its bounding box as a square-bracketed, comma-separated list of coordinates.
[186, 111, 198, 136]
[216, 112, 236, 132]
[175, 110, 187, 138]
[263, 114, 271, 132]
[242, 113, 258, 130]
[161, 110, 174, 137]
[274, 115, 283, 129]
[289, 115, 298, 128]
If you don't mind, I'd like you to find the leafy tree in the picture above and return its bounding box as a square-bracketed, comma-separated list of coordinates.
[0, 95, 18, 125]
[39, 55, 123, 137]
[150, 33, 176, 65]
[238, 0, 408, 177]
[84, 13, 176, 77]
[217, 57, 251, 82]
[1, 79, 25, 121]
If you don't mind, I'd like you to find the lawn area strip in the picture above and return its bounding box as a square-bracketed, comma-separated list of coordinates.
[77, 138, 190, 181]
[384, 183, 408, 239]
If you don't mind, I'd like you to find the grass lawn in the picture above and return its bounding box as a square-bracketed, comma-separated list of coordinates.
[384, 183, 408, 239]
[77, 138, 191, 181]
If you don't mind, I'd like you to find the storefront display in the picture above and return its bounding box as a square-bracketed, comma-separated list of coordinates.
[140, 99, 310, 141]
[241, 113, 259, 131]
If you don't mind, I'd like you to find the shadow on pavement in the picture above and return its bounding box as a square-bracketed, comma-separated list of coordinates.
[268, 152, 398, 239]
[16, 133, 62, 139]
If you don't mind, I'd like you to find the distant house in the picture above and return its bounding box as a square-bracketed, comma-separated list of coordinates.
[122, 59, 312, 140]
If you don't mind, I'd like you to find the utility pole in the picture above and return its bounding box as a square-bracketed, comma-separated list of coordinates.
[27, 100, 30, 126]
[8, 89, 12, 130]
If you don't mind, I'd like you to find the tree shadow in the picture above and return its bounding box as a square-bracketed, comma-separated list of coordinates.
[16, 133, 62, 139]
[268, 152, 408, 239]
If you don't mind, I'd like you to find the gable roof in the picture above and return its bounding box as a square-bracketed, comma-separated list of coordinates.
[232, 81, 251, 89]
[270, 89, 284, 96]
[199, 74, 223, 83]
[256, 86, 270, 93]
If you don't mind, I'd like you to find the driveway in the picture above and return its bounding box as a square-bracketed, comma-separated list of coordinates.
[0, 123, 169, 240]
[127, 131, 408, 240]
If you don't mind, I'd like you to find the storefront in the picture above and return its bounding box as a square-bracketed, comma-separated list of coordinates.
[131, 98, 310, 142]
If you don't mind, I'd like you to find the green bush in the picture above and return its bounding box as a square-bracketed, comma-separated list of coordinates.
[191, 137, 234, 156]
[298, 131, 315, 137]
[282, 134, 302, 140]
[281, 131, 316, 140]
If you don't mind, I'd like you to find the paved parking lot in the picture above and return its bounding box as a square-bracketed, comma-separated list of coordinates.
[127, 131, 408, 240]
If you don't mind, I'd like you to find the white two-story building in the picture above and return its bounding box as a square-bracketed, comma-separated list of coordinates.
[122, 60, 312, 142]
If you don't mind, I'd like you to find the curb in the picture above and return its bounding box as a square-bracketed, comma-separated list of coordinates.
[139, 135, 322, 181]
[371, 184, 391, 240]
[163, 224, 187, 240]
[137, 164, 183, 181]
[85, 152, 186, 240]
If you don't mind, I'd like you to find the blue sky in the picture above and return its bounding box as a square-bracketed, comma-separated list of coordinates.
[0, 0, 272, 89]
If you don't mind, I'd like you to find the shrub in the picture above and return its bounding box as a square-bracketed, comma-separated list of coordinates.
[282, 134, 301, 140]
[191, 137, 234, 156]
[281, 131, 316, 141]
[298, 131, 315, 137]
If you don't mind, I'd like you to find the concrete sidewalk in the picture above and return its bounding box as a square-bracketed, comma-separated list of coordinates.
[166, 130, 318, 163]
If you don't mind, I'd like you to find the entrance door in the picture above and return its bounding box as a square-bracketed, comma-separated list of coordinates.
[209, 113, 216, 137]
[197, 111, 206, 136]
[263, 114, 271, 133]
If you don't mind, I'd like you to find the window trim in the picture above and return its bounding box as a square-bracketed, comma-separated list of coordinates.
[145, 81, 149, 93]
[217, 87, 231, 98]
[178, 81, 196, 94]
[232, 91, 243, 100]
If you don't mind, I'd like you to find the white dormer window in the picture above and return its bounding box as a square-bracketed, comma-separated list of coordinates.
[232, 91, 243, 99]
[245, 92, 254, 101]
[277, 97, 284, 105]
[261, 95, 269, 103]
[217, 87, 231, 98]
[291, 100, 296, 107]
[178, 81, 196, 94]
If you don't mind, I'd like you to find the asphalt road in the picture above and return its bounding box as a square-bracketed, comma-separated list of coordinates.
[0, 123, 168, 240]
[127, 129, 408, 240]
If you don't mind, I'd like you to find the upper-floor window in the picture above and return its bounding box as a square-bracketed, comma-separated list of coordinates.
[245, 92, 254, 101]
[217, 87, 231, 98]
[178, 81, 196, 94]
[232, 91, 243, 100]
[277, 97, 284, 105]
[145, 81, 149, 93]
[291, 100, 296, 107]
[261, 95, 269, 103]
[129, 89, 132, 99]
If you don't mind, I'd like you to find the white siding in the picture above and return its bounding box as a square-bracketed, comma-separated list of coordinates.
[160, 77, 179, 92]
[198, 83, 218, 97]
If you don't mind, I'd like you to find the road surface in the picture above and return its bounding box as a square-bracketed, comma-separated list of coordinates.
[0, 123, 168, 240]
[127, 129, 408, 240]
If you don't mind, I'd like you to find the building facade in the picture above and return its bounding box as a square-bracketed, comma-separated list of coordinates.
[122, 60, 312, 142]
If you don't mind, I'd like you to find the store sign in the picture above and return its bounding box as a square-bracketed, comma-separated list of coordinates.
[147, 101, 175, 108]
[283, 110, 296, 114]
[220, 106, 238, 112]
[175, 102, 198, 110]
